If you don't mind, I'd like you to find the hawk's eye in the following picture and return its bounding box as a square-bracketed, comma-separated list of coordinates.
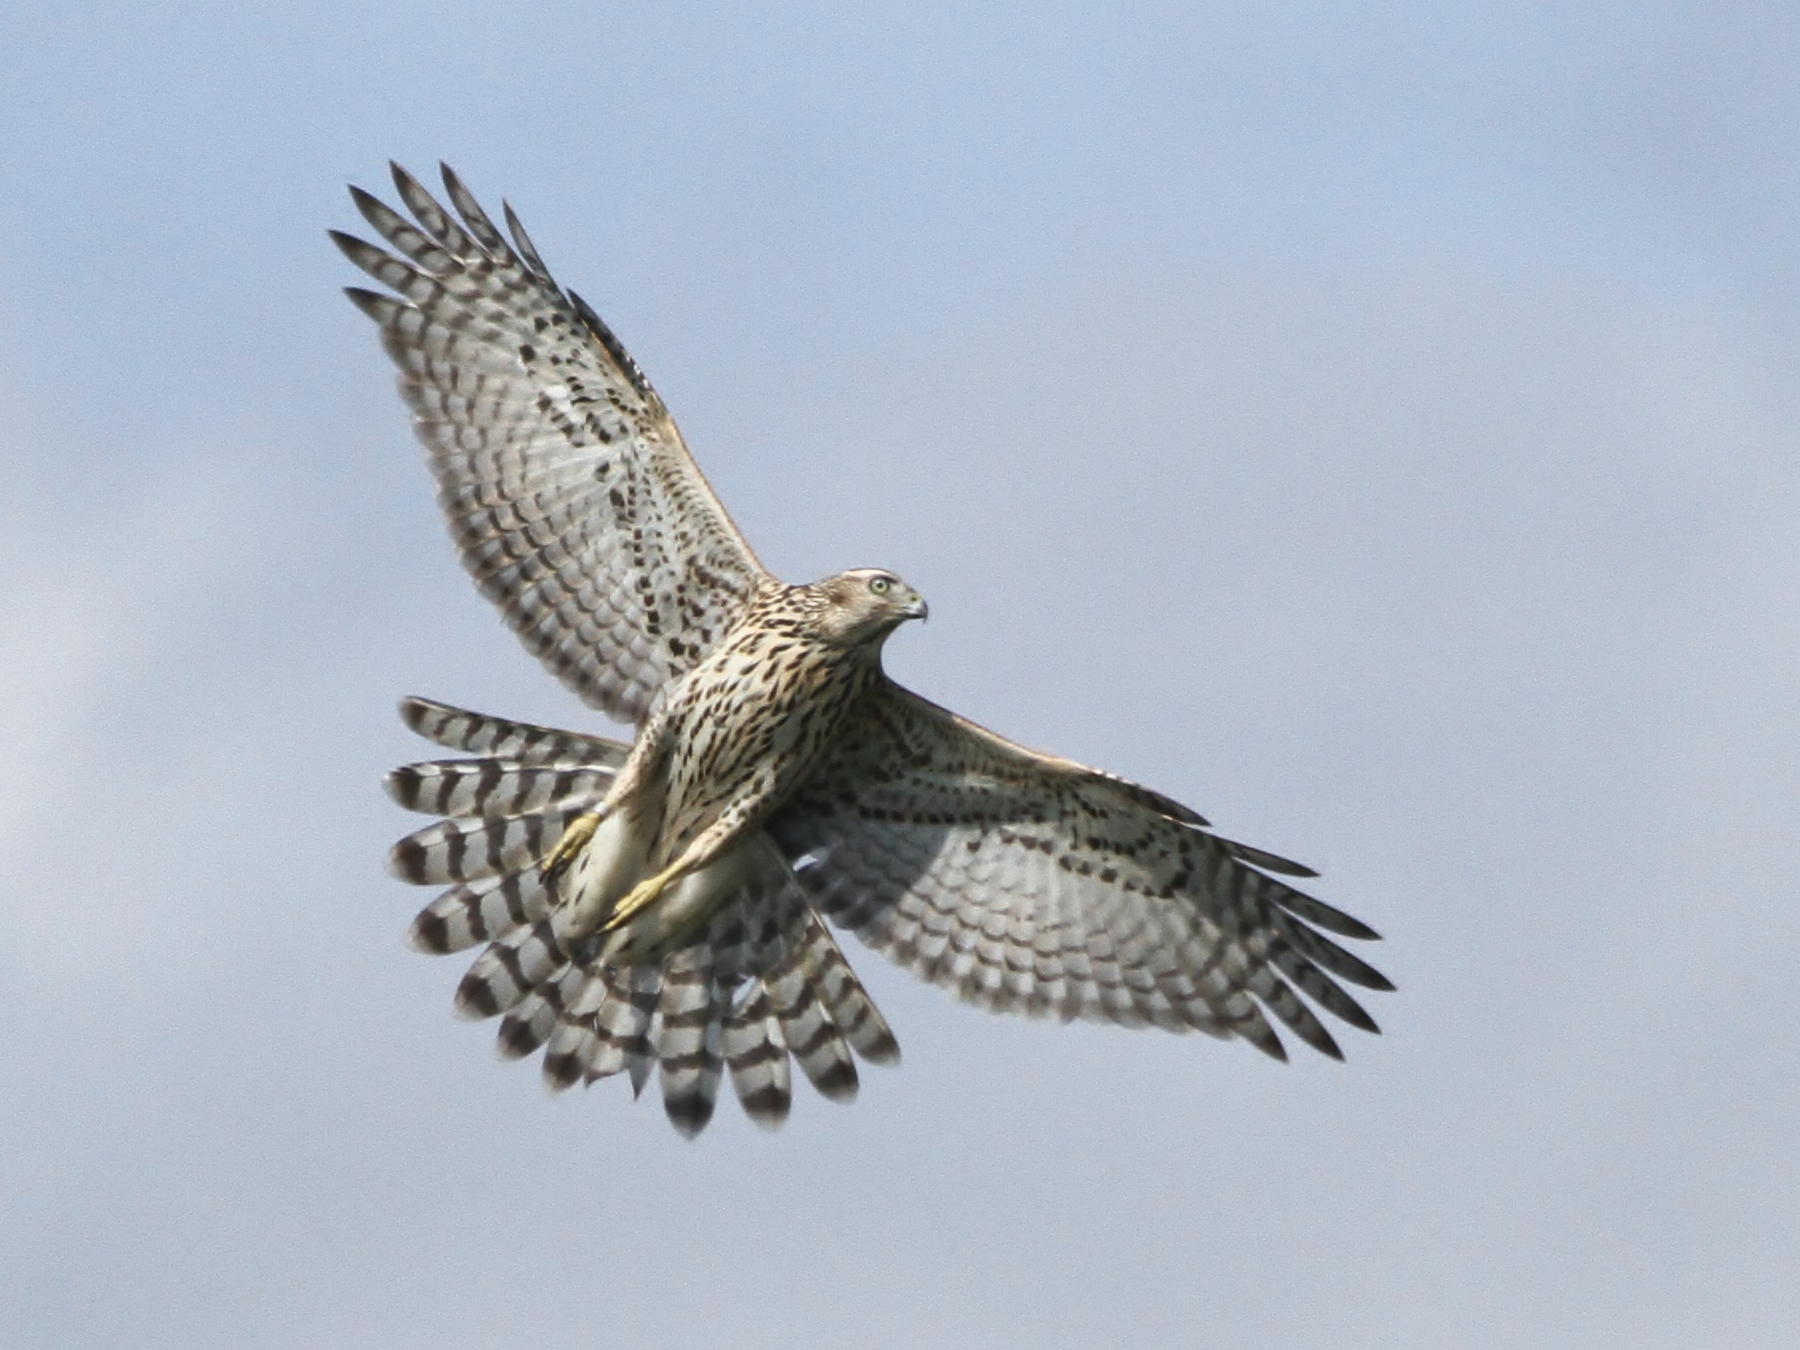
[869, 576, 891, 595]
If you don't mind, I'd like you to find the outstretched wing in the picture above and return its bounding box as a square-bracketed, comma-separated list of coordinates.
[770, 682, 1393, 1061]
[334, 164, 771, 726]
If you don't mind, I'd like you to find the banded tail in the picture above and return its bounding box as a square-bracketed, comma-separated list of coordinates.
[385, 696, 899, 1136]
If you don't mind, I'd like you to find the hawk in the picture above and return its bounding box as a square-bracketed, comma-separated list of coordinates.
[335, 163, 1393, 1137]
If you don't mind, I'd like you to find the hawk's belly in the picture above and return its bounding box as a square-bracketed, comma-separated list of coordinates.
[554, 808, 784, 963]
[553, 809, 650, 943]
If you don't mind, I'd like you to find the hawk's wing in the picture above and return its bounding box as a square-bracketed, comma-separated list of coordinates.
[334, 164, 771, 726]
[770, 681, 1393, 1060]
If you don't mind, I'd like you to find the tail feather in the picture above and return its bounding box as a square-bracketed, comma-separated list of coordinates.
[800, 911, 900, 1065]
[541, 1016, 599, 1091]
[496, 963, 584, 1059]
[389, 808, 584, 884]
[399, 696, 628, 767]
[723, 985, 792, 1129]
[654, 950, 725, 1138]
[455, 917, 564, 1020]
[386, 758, 614, 818]
[766, 953, 859, 1102]
[408, 870, 552, 953]
[541, 971, 608, 1089]
[584, 967, 659, 1086]
[389, 697, 899, 1134]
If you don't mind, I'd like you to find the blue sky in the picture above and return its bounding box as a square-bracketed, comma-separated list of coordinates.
[2, 4, 1796, 1347]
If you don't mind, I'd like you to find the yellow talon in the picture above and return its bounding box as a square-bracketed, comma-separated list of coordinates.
[542, 810, 603, 880]
[599, 862, 685, 933]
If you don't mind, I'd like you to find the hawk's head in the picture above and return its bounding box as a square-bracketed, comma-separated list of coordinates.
[814, 568, 928, 646]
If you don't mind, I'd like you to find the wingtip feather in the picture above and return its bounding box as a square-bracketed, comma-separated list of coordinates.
[404, 912, 446, 954]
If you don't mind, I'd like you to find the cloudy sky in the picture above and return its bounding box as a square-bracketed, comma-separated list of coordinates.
[3, 4, 1796, 1347]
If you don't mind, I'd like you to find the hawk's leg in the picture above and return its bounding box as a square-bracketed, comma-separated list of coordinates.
[598, 860, 690, 933]
[597, 803, 766, 936]
[542, 808, 607, 882]
[544, 705, 671, 884]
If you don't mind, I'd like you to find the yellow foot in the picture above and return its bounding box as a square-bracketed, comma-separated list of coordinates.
[541, 810, 603, 881]
[599, 862, 686, 933]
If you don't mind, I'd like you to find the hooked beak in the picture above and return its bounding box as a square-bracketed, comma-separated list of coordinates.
[905, 593, 929, 621]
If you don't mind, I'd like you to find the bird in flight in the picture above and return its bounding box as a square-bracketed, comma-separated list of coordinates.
[335, 163, 1392, 1137]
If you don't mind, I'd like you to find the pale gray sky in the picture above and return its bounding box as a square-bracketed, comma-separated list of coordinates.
[2, 4, 1796, 1347]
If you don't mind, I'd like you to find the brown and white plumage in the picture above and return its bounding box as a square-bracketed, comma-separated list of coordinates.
[770, 684, 1390, 1059]
[334, 166, 767, 726]
[341, 163, 1391, 1136]
[385, 695, 897, 1134]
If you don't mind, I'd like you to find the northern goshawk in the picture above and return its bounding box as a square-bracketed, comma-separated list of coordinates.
[335, 163, 1392, 1137]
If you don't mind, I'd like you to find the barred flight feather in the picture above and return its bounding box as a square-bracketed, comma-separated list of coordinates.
[654, 950, 726, 1138]
[798, 910, 900, 1064]
[385, 698, 900, 1134]
[763, 954, 859, 1102]
[388, 808, 585, 885]
[397, 696, 629, 767]
[337, 163, 771, 728]
[770, 680, 1392, 1063]
[722, 985, 792, 1129]
[384, 759, 616, 818]
[408, 870, 553, 954]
